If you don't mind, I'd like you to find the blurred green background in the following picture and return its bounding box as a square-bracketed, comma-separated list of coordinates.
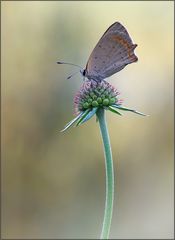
[2, 1, 174, 239]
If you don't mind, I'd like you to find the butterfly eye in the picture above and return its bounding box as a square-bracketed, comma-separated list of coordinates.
[82, 69, 86, 76]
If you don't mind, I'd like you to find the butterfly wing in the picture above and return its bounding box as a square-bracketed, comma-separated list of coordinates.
[85, 22, 138, 81]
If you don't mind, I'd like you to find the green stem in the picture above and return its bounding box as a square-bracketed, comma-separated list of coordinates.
[96, 108, 114, 239]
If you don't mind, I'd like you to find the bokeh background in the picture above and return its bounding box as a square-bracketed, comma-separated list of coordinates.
[1, 1, 174, 239]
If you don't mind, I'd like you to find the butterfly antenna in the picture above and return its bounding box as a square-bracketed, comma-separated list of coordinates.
[57, 61, 83, 70]
[67, 71, 80, 80]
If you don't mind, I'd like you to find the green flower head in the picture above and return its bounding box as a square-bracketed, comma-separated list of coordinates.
[74, 80, 122, 115]
[61, 80, 146, 132]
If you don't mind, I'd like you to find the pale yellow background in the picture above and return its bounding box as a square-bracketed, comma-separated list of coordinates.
[2, 1, 174, 239]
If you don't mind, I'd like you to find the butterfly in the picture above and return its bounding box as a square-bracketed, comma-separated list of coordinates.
[57, 22, 138, 82]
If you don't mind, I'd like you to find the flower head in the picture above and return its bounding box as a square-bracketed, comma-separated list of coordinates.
[61, 80, 146, 132]
[74, 80, 122, 115]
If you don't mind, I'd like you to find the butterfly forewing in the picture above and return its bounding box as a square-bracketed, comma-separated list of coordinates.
[85, 22, 138, 81]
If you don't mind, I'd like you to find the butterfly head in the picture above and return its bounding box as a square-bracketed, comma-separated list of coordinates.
[80, 69, 86, 77]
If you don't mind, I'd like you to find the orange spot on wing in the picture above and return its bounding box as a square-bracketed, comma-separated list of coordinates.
[112, 35, 137, 61]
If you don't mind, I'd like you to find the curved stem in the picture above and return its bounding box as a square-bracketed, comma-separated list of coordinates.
[96, 108, 114, 239]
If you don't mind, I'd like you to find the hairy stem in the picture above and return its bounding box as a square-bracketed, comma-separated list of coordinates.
[97, 108, 114, 239]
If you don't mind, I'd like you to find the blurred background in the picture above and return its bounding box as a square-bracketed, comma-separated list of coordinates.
[1, 1, 174, 239]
